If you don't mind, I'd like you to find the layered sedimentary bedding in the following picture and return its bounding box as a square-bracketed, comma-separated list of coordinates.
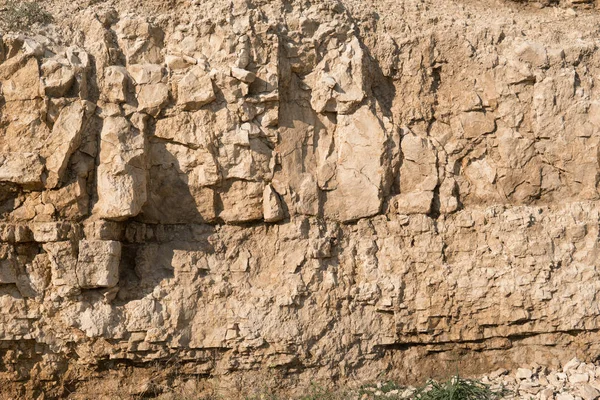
[1, 0, 600, 397]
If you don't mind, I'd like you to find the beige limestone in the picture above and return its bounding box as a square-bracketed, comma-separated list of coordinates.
[0, 153, 44, 188]
[76, 240, 121, 288]
[176, 67, 216, 110]
[43, 100, 95, 188]
[2, 0, 600, 397]
[94, 115, 147, 220]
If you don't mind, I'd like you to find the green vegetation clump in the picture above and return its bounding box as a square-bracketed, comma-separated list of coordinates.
[1, 1, 53, 31]
[414, 376, 510, 400]
[241, 375, 510, 400]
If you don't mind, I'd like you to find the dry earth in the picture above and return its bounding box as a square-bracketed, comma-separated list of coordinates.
[1, 0, 600, 398]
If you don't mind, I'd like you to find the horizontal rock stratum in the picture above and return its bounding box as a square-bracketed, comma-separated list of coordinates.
[1, 0, 600, 397]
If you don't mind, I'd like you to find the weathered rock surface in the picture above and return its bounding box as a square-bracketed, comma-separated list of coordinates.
[76, 240, 121, 288]
[2, 0, 600, 397]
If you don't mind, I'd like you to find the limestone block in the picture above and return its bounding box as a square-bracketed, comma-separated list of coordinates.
[30, 222, 71, 242]
[400, 134, 438, 192]
[41, 178, 89, 220]
[0, 245, 17, 284]
[142, 162, 217, 224]
[160, 143, 220, 187]
[103, 66, 129, 103]
[217, 138, 272, 181]
[137, 83, 169, 115]
[1, 57, 43, 101]
[0, 153, 44, 188]
[219, 180, 264, 223]
[154, 113, 195, 145]
[166, 55, 195, 70]
[76, 240, 121, 289]
[0, 99, 50, 154]
[44, 100, 95, 188]
[263, 184, 285, 222]
[438, 178, 459, 214]
[83, 220, 125, 241]
[514, 40, 549, 69]
[231, 66, 256, 83]
[127, 64, 165, 85]
[44, 241, 78, 290]
[307, 37, 365, 114]
[457, 111, 496, 139]
[177, 67, 216, 110]
[392, 191, 434, 214]
[41, 59, 75, 97]
[323, 106, 386, 222]
[115, 17, 164, 64]
[94, 116, 147, 220]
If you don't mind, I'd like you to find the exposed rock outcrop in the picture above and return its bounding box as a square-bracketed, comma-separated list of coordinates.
[1, 0, 600, 397]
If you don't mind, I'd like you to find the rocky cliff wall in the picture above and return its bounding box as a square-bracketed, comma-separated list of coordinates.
[1, 0, 600, 397]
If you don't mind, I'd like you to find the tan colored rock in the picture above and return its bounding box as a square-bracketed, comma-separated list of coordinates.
[142, 158, 217, 224]
[103, 66, 129, 103]
[41, 178, 89, 219]
[153, 110, 216, 147]
[44, 100, 95, 188]
[400, 134, 438, 193]
[231, 66, 256, 83]
[177, 67, 216, 110]
[94, 115, 147, 220]
[1, 57, 43, 101]
[323, 106, 387, 221]
[166, 54, 195, 70]
[115, 17, 164, 64]
[392, 191, 433, 215]
[579, 384, 600, 400]
[41, 59, 75, 97]
[30, 222, 71, 242]
[127, 64, 165, 85]
[219, 180, 263, 223]
[0, 153, 44, 188]
[517, 368, 534, 380]
[307, 37, 365, 114]
[137, 83, 169, 115]
[456, 111, 496, 139]
[76, 240, 121, 289]
[263, 184, 285, 222]
[7, 0, 600, 394]
[0, 245, 17, 284]
[43, 241, 79, 292]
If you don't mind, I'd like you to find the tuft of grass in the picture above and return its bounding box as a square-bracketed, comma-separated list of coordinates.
[0, 1, 53, 32]
[414, 376, 510, 400]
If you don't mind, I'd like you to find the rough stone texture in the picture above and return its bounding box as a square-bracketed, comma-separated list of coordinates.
[76, 240, 121, 289]
[2, 0, 600, 397]
[94, 114, 147, 220]
[43, 100, 95, 188]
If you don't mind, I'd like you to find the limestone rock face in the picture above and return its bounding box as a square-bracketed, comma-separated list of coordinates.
[2, 0, 600, 397]
[103, 66, 129, 103]
[76, 240, 121, 288]
[95, 115, 147, 220]
[0, 153, 44, 188]
[1, 57, 43, 101]
[176, 67, 216, 110]
[43, 100, 95, 188]
[263, 184, 285, 222]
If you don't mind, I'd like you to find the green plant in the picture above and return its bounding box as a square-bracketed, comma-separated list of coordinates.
[1, 1, 53, 31]
[413, 376, 510, 400]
